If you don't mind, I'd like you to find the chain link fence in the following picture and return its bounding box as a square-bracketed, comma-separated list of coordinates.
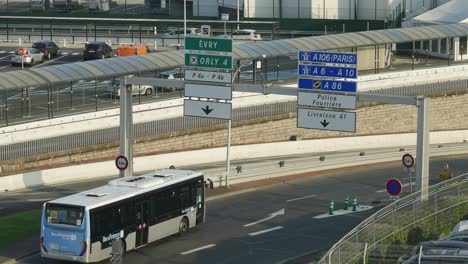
[318, 172, 468, 264]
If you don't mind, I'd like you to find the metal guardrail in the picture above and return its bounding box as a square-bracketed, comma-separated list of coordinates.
[318, 171, 468, 264]
[1, 77, 468, 161]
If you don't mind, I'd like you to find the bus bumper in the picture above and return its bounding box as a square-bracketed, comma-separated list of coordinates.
[41, 251, 88, 263]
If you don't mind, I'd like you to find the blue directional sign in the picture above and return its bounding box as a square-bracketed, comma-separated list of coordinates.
[298, 65, 358, 79]
[298, 78, 357, 93]
[298, 51, 357, 65]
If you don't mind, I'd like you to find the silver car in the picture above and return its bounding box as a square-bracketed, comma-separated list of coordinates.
[11, 48, 44, 66]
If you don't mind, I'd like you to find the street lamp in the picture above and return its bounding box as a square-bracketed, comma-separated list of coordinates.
[184, 0, 186, 37]
[237, 0, 240, 30]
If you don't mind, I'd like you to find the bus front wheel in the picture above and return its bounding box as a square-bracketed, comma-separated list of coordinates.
[178, 217, 189, 236]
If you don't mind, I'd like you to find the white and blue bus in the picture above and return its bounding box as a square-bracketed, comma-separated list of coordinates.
[40, 169, 205, 263]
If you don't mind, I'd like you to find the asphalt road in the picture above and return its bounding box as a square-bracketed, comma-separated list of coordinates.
[1, 153, 465, 264]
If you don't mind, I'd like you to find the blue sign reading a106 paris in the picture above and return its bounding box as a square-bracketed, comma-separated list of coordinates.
[298, 78, 357, 93]
[298, 51, 357, 65]
[298, 64, 358, 79]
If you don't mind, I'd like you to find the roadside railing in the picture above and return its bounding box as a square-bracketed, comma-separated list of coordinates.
[317, 172, 468, 264]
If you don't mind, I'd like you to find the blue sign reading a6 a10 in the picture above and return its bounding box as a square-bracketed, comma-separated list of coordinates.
[298, 51, 357, 65]
[298, 65, 358, 79]
[298, 78, 357, 93]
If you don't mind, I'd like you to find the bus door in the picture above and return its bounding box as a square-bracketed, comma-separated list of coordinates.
[135, 200, 149, 247]
[196, 180, 205, 225]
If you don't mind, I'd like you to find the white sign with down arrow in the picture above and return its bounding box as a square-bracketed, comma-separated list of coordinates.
[297, 108, 356, 132]
[184, 99, 232, 120]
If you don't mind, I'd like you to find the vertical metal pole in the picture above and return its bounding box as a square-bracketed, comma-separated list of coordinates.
[49, 21, 52, 41]
[95, 78, 98, 111]
[237, 0, 240, 30]
[26, 87, 30, 116]
[139, 24, 142, 44]
[4, 88, 8, 126]
[363, 243, 368, 264]
[276, 56, 280, 80]
[120, 76, 133, 177]
[85, 24, 88, 42]
[374, 0, 377, 20]
[21, 88, 24, 117]
[184, 0, 186, 37]
[94, 23, 97, 41]
[416, 96, 430, 201]
[225, 120, 231, 187]
[70, 81, 74, 109]
[252, 59, 256, 84]
[6, 21, 9, 42]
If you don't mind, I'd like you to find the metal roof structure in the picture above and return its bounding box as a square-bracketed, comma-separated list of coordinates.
[1, 23, 468, 90]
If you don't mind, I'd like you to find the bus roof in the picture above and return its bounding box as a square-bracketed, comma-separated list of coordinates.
[46, 169, 203, 210]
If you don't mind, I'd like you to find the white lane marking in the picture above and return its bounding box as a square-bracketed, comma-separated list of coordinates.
[8, 51, 14, 53]
[0, 51, 5, 53]
[244, 208, 285, 227]
[0, 55, 11, 59]
[32, 55, 66, 68]
[248, 226, 283, 236]
[61, 52, 69, 55]
[286, 194, 316, 203]
[0, 65, 11, 70]
[376, 182, 415, 193]
[180, 244, 216, 255]
[313, 205, 374, 219]
[72, 53, 80, 55]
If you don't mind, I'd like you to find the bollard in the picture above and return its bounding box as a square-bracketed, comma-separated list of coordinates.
[352, 197, 357, 211]
[344, 196, 349, 210]
[329, 200, 334, 215]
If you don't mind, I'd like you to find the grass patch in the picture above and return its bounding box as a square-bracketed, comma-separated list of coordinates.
[0, 210, 41, 247]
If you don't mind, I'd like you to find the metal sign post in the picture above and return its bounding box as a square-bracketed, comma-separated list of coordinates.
[183, 36, 233, 187]
[119, 76, 133, 177]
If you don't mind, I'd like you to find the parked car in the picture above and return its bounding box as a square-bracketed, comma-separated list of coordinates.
[11, 47, 44, 66]
[442, 231, 468, 243]
[32, 40, 60, 60]
[107, 75, 154, 98]
[217, 29, 261, 41]
[398, 241, 468, 264]
[158, 68, 184, 92]
[451, 221, 468, 234]
[161, 28, 201, 39]
[83, 42, 113, 60]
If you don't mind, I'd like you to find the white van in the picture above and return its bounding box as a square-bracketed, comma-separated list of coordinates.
[107, 76, 154, 98]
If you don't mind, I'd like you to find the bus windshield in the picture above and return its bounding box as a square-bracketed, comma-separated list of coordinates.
[46, 204, 85, 227]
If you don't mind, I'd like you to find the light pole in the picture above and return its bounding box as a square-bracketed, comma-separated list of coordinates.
[237, 0, 240, 30]
[461, 45, 464, 61]
[184, 0, 187, 37]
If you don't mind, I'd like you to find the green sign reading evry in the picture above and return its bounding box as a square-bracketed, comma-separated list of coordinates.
[185, 36, 233, 53]
[185, 53, 233, 70]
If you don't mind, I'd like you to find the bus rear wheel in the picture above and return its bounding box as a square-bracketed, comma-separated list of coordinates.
[178, 217, 189, 236]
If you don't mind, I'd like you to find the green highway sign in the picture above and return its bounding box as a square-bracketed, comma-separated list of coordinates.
[185, 53, 233, 70]
[185, 36, 232, 53]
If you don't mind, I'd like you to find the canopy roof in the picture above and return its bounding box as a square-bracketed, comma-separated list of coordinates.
[2, 23, 468, 90]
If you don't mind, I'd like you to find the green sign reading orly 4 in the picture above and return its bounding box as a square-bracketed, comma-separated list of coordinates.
[185, 36, 232, 53]
[185, 53, 233, 70]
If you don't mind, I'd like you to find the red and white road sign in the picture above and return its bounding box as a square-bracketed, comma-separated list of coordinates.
[402, 154, 415, 168]
[115, 155, 128, 170]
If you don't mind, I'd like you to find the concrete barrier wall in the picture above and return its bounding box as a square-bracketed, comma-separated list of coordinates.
[1, 130, 467, 193]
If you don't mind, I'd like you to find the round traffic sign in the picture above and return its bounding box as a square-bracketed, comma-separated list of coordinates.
[386, 178, 402, 196]
[443, 163, 449, 170]
[115, 155, 128, 170]
[402, 154, 415, 168]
